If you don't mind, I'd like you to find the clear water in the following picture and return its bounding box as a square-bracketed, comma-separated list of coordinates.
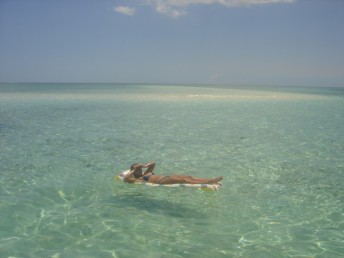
[0, 83, 343, 258]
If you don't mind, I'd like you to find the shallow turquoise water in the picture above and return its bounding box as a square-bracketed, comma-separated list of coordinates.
[0, 84, 343, 257]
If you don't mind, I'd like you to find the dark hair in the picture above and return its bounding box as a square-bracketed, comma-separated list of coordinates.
[130, 163, 142, 178]
[130, 163, 138, 171]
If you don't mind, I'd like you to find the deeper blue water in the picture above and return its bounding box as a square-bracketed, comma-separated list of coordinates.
[0, 83, 343, 258]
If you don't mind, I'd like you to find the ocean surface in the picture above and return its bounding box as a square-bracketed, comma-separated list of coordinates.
[0, 83, 343, 258]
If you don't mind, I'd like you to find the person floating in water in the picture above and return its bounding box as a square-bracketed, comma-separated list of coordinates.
[121, 162, 223, 185]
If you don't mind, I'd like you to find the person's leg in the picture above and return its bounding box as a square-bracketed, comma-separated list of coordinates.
[158, 175, 222, 184]
[182, 176, 223, 184]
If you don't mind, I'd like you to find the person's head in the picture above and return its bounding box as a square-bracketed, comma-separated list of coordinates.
[130, 163, 142, 178]
[130, 163, 138, 171]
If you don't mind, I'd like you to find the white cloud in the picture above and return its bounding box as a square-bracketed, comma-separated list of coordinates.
[114, 6, 136, 16]
[145, 0, 295, 17]
[155, 1, 187, 17]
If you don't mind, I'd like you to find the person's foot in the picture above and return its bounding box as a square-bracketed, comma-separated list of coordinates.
[209, 176, 223, 184]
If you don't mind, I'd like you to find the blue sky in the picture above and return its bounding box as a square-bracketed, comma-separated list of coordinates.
[0, 0, 343, 86]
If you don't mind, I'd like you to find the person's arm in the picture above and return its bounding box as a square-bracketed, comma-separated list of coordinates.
[123, 170, 136, 183]
[142, 162, 155, 175]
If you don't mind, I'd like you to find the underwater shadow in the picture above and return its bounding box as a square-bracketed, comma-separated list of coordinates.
[111, 193, 208, 219]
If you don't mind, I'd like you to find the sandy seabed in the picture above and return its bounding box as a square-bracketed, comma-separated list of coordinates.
[0, 86, 326, 102]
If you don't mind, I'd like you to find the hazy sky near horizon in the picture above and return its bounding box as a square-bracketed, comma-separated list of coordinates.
[0, 0, 343, 87]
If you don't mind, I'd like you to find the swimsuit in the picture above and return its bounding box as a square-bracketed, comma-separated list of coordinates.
[142, 175, 150, 181]
[142, 173, 154, 182]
